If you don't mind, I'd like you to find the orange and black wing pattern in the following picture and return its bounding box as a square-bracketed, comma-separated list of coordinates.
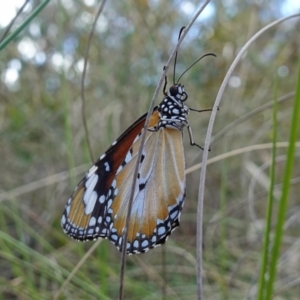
[62, 84, 191, 254]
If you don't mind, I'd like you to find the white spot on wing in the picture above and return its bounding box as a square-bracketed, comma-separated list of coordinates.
[158, 226, 166, 236]
[104, 162, 110, 172]
[99, 195, 105, 203]
[99, 153, 106, 160]
[168, 204, 176, 212]
[112, 180, 117, 189]
[124, 151, 132, 163]
[87, 165, 98, 178]
[141, 240, 149, 248]
[170, 209, 178, 220]
[111, 234, 117, 241]
[157, 219, 164, 225]
[107, 199, 112, 208]
[84, 174, 98, 204]
[85, 191, 97, 214]
[89, 216, 96, 226]
[66, 204, 70, 215]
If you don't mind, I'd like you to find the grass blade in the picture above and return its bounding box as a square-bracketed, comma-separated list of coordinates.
[257, 77, 278, 300]
[0, 0, 50, 51]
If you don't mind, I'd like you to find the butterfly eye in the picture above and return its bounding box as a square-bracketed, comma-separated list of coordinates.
[169, 85, 178, 96]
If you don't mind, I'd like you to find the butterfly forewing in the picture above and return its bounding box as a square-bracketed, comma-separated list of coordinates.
[61, 111, 152, 241]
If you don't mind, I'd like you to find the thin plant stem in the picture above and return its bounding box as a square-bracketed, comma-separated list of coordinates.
[257, 76, 278, 300]
[0, 0, 51, 51]
[0, 0, 30, 43]
[81, 0, 107, 163]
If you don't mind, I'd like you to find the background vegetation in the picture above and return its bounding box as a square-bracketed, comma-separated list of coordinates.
[0, 0, 299, 299]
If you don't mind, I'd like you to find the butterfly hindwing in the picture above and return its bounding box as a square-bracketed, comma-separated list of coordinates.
[107, 111, 186, 253]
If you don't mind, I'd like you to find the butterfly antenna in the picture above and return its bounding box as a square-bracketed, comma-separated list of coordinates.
[176, 52, 216, 83]
[163, 66, 168, 95]
[173, 26, 186, 84]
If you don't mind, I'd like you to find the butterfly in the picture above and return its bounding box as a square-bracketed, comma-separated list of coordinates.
[61, 52, 215, 254]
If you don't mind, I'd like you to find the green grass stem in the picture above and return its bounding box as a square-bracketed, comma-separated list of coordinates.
[257, 76, 278, 300]
[0, 0, 50, 51]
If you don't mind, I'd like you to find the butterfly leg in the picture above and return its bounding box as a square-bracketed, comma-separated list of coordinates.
[187, 107, 217, 151]
[189, 106, 219, 113]
[187, 124, 211, 151]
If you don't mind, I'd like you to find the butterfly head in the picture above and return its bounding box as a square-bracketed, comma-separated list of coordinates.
[168, 83, 188, 102]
